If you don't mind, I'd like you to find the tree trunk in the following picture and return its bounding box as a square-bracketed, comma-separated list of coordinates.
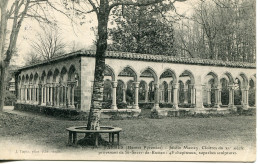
[87, 2, 110, 130]
[0, 63, 6, 111]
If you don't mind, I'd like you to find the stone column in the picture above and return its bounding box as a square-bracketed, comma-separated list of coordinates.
[17, 86, 21, 102]
[38, 84, 42, 105]
[71, 83, 75, 108]
[153, 83, 160, 110]
[36, 85, 39, 104]
[29, 85, 31, 103]
[190, 84, 196, 107]
[172, 83, 179, 109]
[33, 85, 37, 104]
[56, 84, 60, 107]
[145, 87, 149, 103]
[20, 86, 23, 102]
[67, 83, 71, 107]
[228, 85, 236, 111]
[167, 89, 171, 103]
[41, 85, 44, 105]
[47, 84, 50, 105]
[65, 85, 68, 107]
[50, 84, 53, 106]
[133, 82, 140, 110]
[61, 86, 64, 106]
[111, 81, 118, 110]
[183, 85, 189, 104]
[242, 86, 249, 109]
[122, 87, 126, 104]
[194, 84, 204, 110]
[161, 88, 164, 103]
[218, 87, 222, 106]
[25, 85, 28, 103]
[214, 86, 220, 108]
[52, 84, 55, 106]
[207, 88, 211, 105]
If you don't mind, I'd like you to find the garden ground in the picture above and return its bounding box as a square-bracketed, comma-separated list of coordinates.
[0, 106, 256, 161]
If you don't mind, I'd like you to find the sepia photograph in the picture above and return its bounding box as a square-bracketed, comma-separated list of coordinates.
[0, 0, 256, 162]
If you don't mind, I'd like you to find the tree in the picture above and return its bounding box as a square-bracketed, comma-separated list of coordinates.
[108, 4, 177, 56]
[60, 0, 186, 137]
[29, 25, 66, 61]
[1, 0, 31, 111]
[175, 0, 255, 62]
[0, 0, 68, 111]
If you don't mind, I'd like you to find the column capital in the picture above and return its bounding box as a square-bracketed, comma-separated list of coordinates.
[173, 83, 179, 89]
[153, 83, 159, 89]
[244, 86, 250, 90]
[228, 85, 236, 90]
[111, 81, 118, 88]
[133, 82, 140, 88]
[189, 84, 194, 88]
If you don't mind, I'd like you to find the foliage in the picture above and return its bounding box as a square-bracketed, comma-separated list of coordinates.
[175, 0, 256, 62]
[108, 4, 177, 56]
[159, 103, 173, 108]
[139, 103, 154, 109]
[4, 90, 16, 106]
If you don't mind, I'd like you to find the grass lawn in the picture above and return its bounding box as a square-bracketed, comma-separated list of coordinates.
[0, 109, 256, 161]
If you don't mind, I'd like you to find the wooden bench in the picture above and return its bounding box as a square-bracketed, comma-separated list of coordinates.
[66, 126, 122, 146]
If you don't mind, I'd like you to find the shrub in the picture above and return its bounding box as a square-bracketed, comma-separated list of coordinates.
[117, 102, 127, 109]
[102, 100, 112, 109]
[138, 103, 154, 109]
[4, 90, 16, 106]
[159, 103, 173, 108]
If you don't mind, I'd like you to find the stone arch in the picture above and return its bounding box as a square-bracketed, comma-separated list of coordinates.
[179, 70, 195, 84]
[34, 73, 39, 84]
[41, 71, 46, 83]
[104, 64, 115, 81]
[68, 65, 76, 81]
[25, 74, 29, 84]
[60, 67, 68, 83]
[118, 65, 138, 82]
[203, 71, 219, 106]
[29, 73, 33, 84]
[204, 71, 218, 86]
[21, 75, 25, 85]
[220, 72, 234, 85]
[47, 70, 53, 83]
[53, 68, 60, 83]
[140, 67, 158, 84]
[249, 75, 256, 106]
[236, 72, 248, 89]
[249, 74, 256, 87]
[159, 68, 178, 84]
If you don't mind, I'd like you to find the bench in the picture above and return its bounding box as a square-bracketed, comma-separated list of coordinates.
[66, 126, 122, 146]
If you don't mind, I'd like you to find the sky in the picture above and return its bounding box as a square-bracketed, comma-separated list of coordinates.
[11, 0, 200, 66]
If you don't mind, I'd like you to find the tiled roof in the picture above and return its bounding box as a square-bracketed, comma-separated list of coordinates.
[16, 50, 256, 71]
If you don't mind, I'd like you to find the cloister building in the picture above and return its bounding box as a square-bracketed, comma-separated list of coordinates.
[14, 50, 256, 117]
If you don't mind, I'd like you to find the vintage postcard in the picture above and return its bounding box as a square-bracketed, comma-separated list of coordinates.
[0, 0, 256, 162]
